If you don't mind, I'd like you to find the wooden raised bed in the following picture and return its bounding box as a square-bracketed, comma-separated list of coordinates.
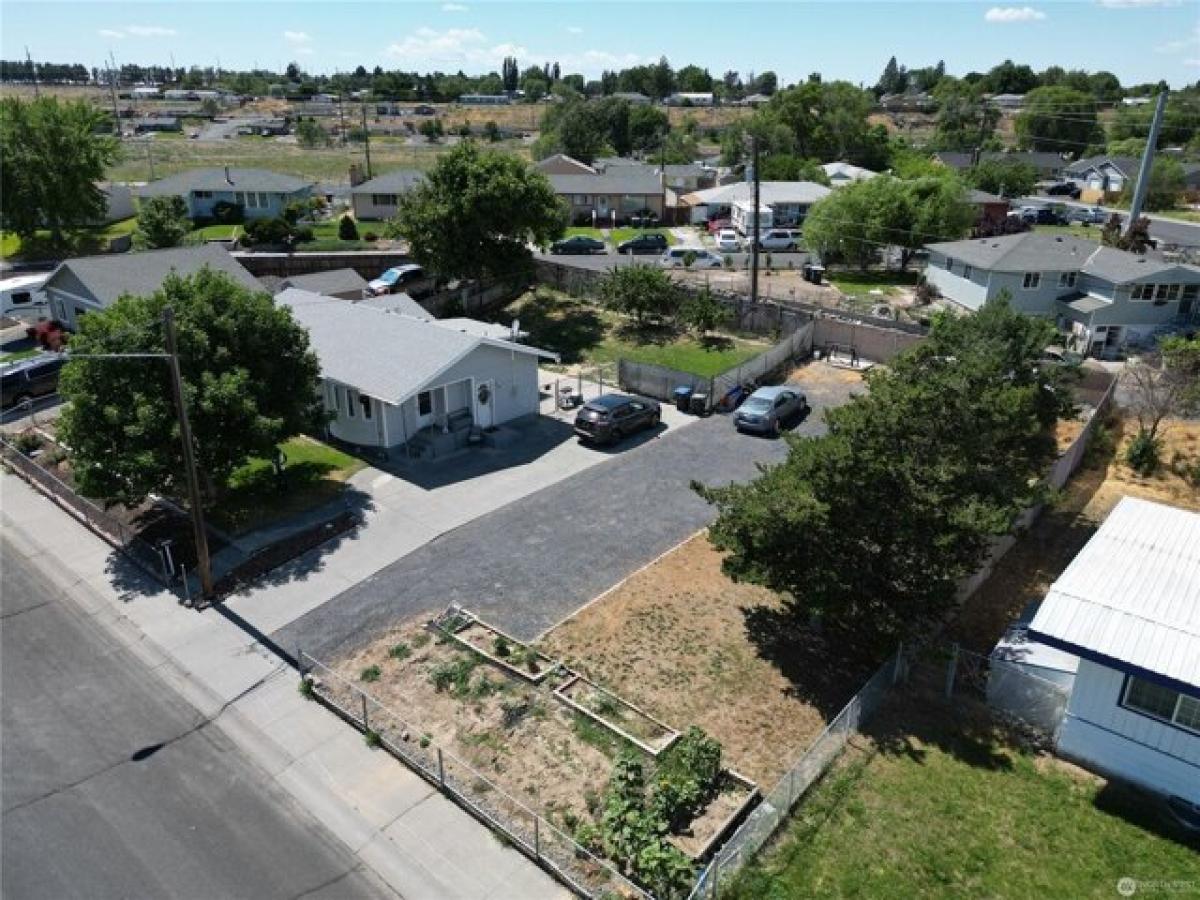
[437, 612, 557, 684]
[668, 769, 760, 861]
[554, 673, 679, 756]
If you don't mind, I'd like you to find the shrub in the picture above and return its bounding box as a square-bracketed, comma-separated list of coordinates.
[298, 676, 314, 698]
[242, 217, 292, 247]
[388, 642, 412, 661]
[363, 231, 378, 242]
[410, 631, 431, 649]
[493, 636, 511, 657]
[682, 250, 697, 268]
[1125, 428, 1161, 475]
[13, 431, 43, 454]
[293, 226, 314, 243]
[430, 654, 478, 696]
[360, 664, 382, 683]
[914, 278, 941, 306]
[338, 215, 359, 241]
[364, 729, 381, 748]
[211, 200, 244, 225]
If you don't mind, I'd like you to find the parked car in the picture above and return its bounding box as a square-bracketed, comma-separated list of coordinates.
[617, 233, 669, 255]
[366, 264, 425, 296]
[754, 229, 802, 251]
[1040, 345, 1084, 367]
[574, 394, 661, 445]
[659, 247, 723, 268]
[1045, 181, 1082, 199]
[1019, 206, 1066, 226]
[550, 235, 606, 255]
[1066, 206, 1108, 225]
[715, 229, 741, 252]
[732, 384, 807, 436]
[1, 352, 65, 409]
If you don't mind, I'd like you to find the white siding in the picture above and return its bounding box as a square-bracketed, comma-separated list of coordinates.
[925, 263, 990, 311]
[433, 343, 542, 428]
[1056, 659, 1200, 802]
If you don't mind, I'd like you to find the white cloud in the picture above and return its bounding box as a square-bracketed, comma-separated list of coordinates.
[984, 6, 1047, 22]
[283, 30, 312, 44]
[124, 25, 177, 37]
[566, 26, 584, 34]
[1155, 24, 1200, 53]
[385, 27, 525, 66]
[442, 3, 469, 10]
[98, 29, 125, 39]
[1097, 0, 1180, 7]
[1185, 58, 1200, 67]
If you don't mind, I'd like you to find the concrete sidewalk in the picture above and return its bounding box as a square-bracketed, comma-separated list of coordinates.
[0, 472, 569, 900]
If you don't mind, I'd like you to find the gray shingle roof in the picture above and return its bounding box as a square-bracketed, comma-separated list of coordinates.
[927, 232, 1200, 282]
[1063, 156, 1139, 178]
[547, 171, 663, 196]
[357, 291, 431, 319]
[660, 164, 708, 178]
[46, 245, 261, 307]
[349, 169, 426, 195]
[933, 151, 1066, 171]
[276, 289, 552, 405]
[280, 268, 367, 296]
[137, 167, 313, 197]
[967, 189, 1007, 205]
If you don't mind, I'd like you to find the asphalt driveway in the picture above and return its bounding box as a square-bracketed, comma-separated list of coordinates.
[275, 370, 859, 662]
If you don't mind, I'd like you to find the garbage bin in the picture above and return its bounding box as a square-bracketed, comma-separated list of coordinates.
[689, 393, 709, 416]
[809, 265, 825, 285]
[673, 385, 694, 412]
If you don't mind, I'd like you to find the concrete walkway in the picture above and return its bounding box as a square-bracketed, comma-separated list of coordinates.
[1, 473, 569, 900]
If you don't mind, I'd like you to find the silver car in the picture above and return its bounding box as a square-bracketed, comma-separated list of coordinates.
[732, 385, 808, 435]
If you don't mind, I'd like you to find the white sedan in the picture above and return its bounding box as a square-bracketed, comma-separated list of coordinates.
[659, 247, 724, 268]
[715, 229, 742, 252]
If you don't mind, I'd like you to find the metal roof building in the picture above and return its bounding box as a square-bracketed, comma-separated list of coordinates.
[1030, 496, 1200, 692]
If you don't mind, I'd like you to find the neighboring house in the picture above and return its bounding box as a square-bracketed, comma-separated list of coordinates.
[43, 245, 261, 330]
[349, 169, 425, 221]
[740, 93, 772, 107]
[534, 154, 598, 176]
[458, 94, 511, 105]
[610, 92, 652, 105]
[1027, 497, 1200, 806]
[1063, 156, 1140, 203]
[132, 117, 181, 134]
[279, 268, 368, 300]
[821, 162, 877, 188]
[932, 151, 1067, 179]
[988, 93, 1026, 109]
[136, 167, 314, 221]
[276, 288, 557, 457]
[666, 92, 714, 107]
[547, 170, 665, 226]
[679, 181, 831, 226]
[967, 188, 1011, 227]
[659, 164, 717, 193]
[924, 232, 1200, 355]
[98, 182, 135, 223]
[879, 92, 936, 112]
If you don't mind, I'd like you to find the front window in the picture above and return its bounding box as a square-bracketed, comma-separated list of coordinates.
[10, 292, 30, 305]
[1022, 272, 1041, 290]
[347, 389, 357, 418]
[1155, 284, 1171, 302]
[359, 394, 373, 419]
[1123, 676, 1200, 734]
[257, 192, 270, 208]
[1131, 283, 1154, 301]
[194, 190, 212, 199]
[1058, 272, 1077, 288]
[417, 391, 432, 416]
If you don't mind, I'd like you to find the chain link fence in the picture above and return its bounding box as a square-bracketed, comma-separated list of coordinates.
[297, 651, 654, 900]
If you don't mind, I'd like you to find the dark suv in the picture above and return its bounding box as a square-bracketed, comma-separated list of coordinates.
[574, 394, 661, 444]
[1, 352, 65, 408]
[616, 233, 669, 255]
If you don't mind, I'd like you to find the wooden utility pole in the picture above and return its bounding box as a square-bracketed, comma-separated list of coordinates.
[25, 46, 39, 98]
[1124, 91, 1167, 240]
[162, 308, 213, 600]
[105, 56, 121, 137]
[360, 102, 373, 179]
[751, 134, 761, 307]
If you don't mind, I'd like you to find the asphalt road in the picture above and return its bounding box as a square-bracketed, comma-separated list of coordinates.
[0, 535, 390, 900]
[535, 248, 810, 272]
[1019, 196, 1200, 249]
[275, 371, 858, 662]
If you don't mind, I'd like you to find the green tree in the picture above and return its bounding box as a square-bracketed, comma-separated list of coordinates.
[758, 155, 830, 184]
[966, 159, 1038, 198]
[678, 287, 729, 336]
[134, 195, 191, 249]
[483, 120, 501, 142]
[1015, 86, 1102, 157]
[696, 297, 1061, 648]
[932, 79, 1000, 151]
[1120, 157, 1185, 212]
[390, 142, 565, 280]
[419, 117, 444, 142]
[598, 264, 681, 325]
[57, 268, 326, 508]
[337, 214, 359, 241]
[295, 118, 329, 148]
[1111, 94, 1200, 150]
[629, 104, 669, 155]
[0, 97, 120, 243]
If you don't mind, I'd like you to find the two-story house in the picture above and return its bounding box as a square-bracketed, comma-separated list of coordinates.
[925, 232, 1200, 356]
[136, 167, 314, 221]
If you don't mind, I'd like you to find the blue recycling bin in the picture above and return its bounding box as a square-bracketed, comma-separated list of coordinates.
[673, 385, 694, 412]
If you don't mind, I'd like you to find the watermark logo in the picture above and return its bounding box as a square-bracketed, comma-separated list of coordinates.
[1118, 878, 1138, 897]
[1117, 877, 1199, 896]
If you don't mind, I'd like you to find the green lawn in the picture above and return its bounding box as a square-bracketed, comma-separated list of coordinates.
[190, 223, 242, 240]
[562, 227, 675, 247]
[727, 706, 1199, 900]
[1, 217, 137, 261]
[0, 347, 40, 364]
[830, 269, 921, 298]
[589, 332, 762, 377]
[209, 435, 366, 536]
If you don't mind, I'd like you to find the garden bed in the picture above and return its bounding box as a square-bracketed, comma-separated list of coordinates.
[555, 673, 678, 755]
[434, 608, 557, 684]
[669, 769, 759, 861]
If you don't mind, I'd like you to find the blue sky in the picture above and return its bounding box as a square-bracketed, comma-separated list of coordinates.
[3, 1, 1198, 87]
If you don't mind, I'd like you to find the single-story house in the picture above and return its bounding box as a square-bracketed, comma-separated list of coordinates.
[133, 117, 181, 134]
[879, 92, 936, 112]
[1028, 497, 1199, 806]
[279, 268, 368, 300]
[98, 182, 135, 223]
[659, 164, 716, 193]
[43, 245, 261, 330]
[458, 94, 512, 105]
[547, 170, 664, 226]
[988, 93, 1026, 109]
[740, 93, 772, 108]
[679, 181, 831, 227]
[924, 232, 1200, 355]
[666, 92, 714, 107]
[534, 154, 598, 176]
[932, 151, 1067, 180]
[276, 288, 557, 457]
[967, 188, 1011, 227]
[1062, 156, 1140, 203]
[821, 162, 877, 188]
[349, 169, 425, 221]
[357, 291, 432, 318]
[136, 167, 314, 221]
[610, 92, 652, 105]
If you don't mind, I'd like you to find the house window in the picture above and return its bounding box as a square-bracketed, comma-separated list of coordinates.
[945, 258, 955, 275]
[359, 394, 373, 419]
[346, 389, 357, 417]
[1165, 284, 1181, 303]
[575, 194, 590, 204]
[1130, 283, 1155, 301]
[1181, 284, 1198, 314]
[257, 192, 270, 208]
[10, 291, 31, 306]
[1155, 284, 1171, 303]
[194, 190, 213, 199]
[417, 391, 432, 416]
[372, 194, 398, 206]
[244, 192, 260, 209]
[1058, 272, 1077, 289]
[1122, 676, 1200, 734]
[1022, 272, 1041, 290]
[962, 264, 972, 280]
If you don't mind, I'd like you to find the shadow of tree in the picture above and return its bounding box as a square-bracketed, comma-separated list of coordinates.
[1093, 781, 1200, 851]
[488, 290, 607, 365]
[612, 319, 680, 347]
[700, 334, 735, 352]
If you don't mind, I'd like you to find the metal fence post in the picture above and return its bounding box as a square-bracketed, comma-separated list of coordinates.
[181, 564, 192, 607]
[534, 815, 541, 860]
[360, 691, 369, 729]
[709, 855, 721, 899]
[437, 747, 445, 789]
[945, 643, 960, 699]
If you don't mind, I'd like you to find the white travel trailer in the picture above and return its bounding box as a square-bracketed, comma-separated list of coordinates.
[0, 273, 50, 321]
[731, 200, 773, 237]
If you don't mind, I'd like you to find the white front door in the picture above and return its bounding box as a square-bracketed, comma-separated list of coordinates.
[474, 380, 495, 429]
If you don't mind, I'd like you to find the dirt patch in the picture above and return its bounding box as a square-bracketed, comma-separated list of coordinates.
[540, 535, 855, 787]
[948, 415, 1200, 652]
[785, 360, 868, 388]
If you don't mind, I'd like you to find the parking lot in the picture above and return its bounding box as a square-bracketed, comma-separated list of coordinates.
[273, 363, 862, 662]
